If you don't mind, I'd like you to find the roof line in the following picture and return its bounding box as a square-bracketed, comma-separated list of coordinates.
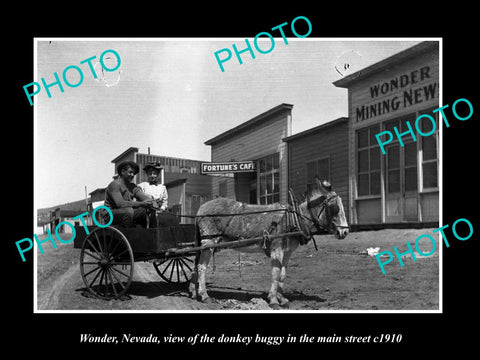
[333, 41, 439, 88]
[282, 117, 348, 142]
[136, 152, 209, 163]
[205, 103, 293, 145]
[111, 147, 139, 163]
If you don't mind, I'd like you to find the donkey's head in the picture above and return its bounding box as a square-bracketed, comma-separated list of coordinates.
[300, 178, 349, 239]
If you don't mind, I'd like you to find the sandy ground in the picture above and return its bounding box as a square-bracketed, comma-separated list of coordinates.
[36, 228, 439, 311]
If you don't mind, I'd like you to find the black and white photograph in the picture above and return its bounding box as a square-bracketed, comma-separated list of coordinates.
[32, 38, 441, 313]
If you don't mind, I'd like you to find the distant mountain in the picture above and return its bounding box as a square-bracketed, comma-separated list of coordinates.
[37, 198, 89, 216]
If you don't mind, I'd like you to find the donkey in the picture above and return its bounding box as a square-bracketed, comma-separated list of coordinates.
[188, 178, 349, 308]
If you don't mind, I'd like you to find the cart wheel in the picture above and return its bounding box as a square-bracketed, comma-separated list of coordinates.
[80, 227, 134, 300]
[153, 255, 195, 284]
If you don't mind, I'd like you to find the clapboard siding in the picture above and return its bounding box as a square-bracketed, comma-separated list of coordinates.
[211, 113, 289, 161]
[349, 46, 439, 129]
[208, 105, 291, 203]
[286, 118, 349, 220]
[335, 41, 440, 225]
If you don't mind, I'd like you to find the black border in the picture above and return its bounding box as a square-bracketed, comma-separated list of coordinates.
[8, 5, 478, 354]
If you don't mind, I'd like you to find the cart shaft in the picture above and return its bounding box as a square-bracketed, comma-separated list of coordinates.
[164, 231, 306, 256]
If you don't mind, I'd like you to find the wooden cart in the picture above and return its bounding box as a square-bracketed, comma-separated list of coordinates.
[74, 222, 305, 300]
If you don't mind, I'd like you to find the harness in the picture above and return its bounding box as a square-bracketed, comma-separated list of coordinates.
[306, 193, 339, 235]
[191, 190, 347, 251]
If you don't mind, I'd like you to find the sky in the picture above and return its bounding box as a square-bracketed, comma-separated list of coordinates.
[35, 38, 423, 209]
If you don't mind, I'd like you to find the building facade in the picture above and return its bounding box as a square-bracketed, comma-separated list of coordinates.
[37, 199, 90, 234]
[110, 147, 204, 184]
[204, 103, 293, 205]
[166, 174, 212, 224]
[334, 41, 440, 225]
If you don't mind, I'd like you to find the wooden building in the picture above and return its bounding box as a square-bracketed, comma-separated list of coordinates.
[165, 173, 212, 224]
[333, 41, 440, 225]
[283, 117, 349, 221]
[38, 203, 89, 234]
[204, 103, 293, 205]
[111, 147, 204, 184]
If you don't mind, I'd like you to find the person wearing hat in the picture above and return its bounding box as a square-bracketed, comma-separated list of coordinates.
[103, 160, 153, 227]
[138, 162, 173, 227]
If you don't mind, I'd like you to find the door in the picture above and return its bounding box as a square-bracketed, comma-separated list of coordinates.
[385, 141, 418, 222]
[234, 172, 257, 204]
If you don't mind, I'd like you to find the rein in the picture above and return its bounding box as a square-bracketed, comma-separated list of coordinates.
[181, 193, 346, 246]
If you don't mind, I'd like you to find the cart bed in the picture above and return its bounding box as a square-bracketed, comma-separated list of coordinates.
[73, 224, 198, 254]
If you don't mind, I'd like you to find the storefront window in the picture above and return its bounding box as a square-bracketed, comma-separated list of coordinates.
[404, 142, 418, 191]
[356, 124, 381, 196]
[420, 108, 438, 189]
[258, 153, 280, 204]
[387, 145, 400, 193]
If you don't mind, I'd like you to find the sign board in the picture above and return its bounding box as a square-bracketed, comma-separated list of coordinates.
[201, 161, 256, 174]
[354, 65, 438, 123]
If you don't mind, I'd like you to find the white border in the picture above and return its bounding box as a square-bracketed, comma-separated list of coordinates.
[33, 37, 442, 314]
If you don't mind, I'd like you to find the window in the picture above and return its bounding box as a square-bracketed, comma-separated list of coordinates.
[258, 153, 280, 204]
[404, 142, 418, 191]
[420, 108, 438, 189]
[306, 157, 330, 192]
[386, 145, 400, 193]
[356, 124, 381, 196]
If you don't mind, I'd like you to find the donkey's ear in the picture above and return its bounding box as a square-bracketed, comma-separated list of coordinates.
[315, 177, 332, 191]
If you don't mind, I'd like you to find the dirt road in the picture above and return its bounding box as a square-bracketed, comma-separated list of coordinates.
[36, 228, 439, 311]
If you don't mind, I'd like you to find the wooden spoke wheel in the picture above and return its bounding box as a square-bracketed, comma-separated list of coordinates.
[153, 255, 195, 284]
[80, 227, 134, 300]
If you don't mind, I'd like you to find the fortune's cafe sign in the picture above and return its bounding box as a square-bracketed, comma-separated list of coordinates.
[201, 161, 256, 174]
[355, 65, 439, 122]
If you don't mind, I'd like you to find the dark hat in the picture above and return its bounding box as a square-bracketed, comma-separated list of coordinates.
[143, 161, 163, 172]
[117, 161, 140, 175]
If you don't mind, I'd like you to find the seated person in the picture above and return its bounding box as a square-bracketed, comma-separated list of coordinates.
[138, 162, 179, 227]
[104, 161, 152, 227]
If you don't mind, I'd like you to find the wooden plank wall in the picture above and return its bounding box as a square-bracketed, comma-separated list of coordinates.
[347, 46, 439, 224]
[210, 111, 290, 203]
[288, 120, 349, 221]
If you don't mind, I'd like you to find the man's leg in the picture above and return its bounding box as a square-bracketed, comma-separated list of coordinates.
[110, 208, 135, 227]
